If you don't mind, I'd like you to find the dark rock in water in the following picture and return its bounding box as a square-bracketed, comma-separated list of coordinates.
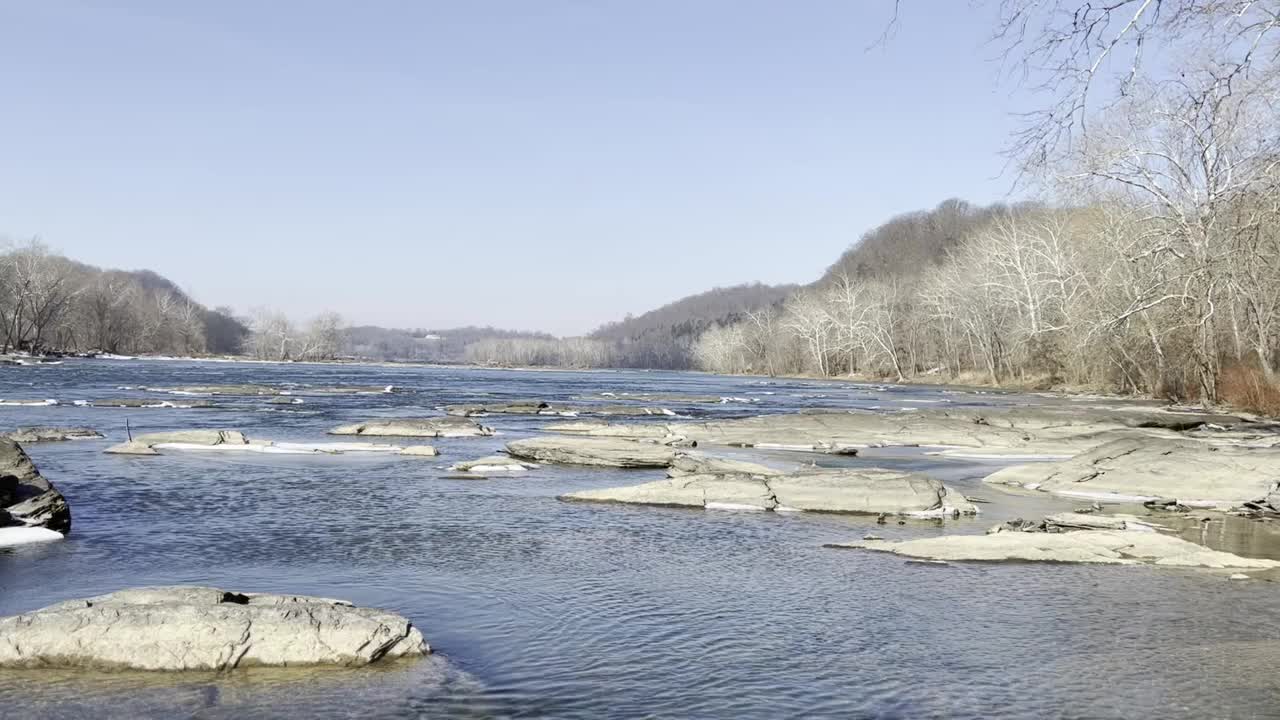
[0, 438, 70, 534]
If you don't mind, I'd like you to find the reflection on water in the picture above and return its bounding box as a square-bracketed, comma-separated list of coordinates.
[1, 360, 1278, 719]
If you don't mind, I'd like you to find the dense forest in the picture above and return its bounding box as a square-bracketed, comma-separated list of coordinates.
[0, 240, 246, 356]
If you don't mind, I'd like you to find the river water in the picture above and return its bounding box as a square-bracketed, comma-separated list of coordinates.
[1, 359, 1278, 719]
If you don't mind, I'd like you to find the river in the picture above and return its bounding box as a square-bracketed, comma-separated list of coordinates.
[1, 359, 1278, 719]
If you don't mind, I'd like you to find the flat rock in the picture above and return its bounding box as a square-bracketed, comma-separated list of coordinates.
[591, 392, 756, 404]
[983, 437, 1280, 508]
[831, 530, 1280, 569]
[544, 406, 1240, 456]
[398, 445, 439, 457]
[106, 430, 410, 457]
[87, 398, 217, 409]
[562, 468, 977, 517]
[505, 436, 678, 468]
[329, 417, 493, 438]
[0, 586, 429, 671]
[143, 384, 281, 396]
[1, 427, 103, 443]
[0, 438, 70, 541]
[445, 401, 674, 417]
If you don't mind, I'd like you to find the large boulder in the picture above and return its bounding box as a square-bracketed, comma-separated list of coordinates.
[329, 417, 493, 438]
[983, 437, 1280, 508]
[505, 436, 678, 468]
[0, 586, 429, 671]
[831, 530, 1280, 569]
[0, 438, 70, 541]
[562, 468, 977, 517]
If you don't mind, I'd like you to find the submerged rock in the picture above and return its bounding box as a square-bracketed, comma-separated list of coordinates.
[831, 530, 1280, 569]
[0, 438, 70, 543]
[142, 384, 281, 396]
[562, 468, 977, 517]
[87, 398, 217, 409]
[329, 417, 493, 438]
[0, 586, 429, 671]
[1, 427, 103, 443]
[505, 436, 678, 468]
[983, 437, 1280, 508]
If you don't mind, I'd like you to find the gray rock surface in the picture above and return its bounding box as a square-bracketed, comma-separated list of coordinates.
[106, 429, 249, 455]
[0, 586, 429, 671]
[983, 437, 1280, 508]
[329, 417, 494, 438]
[667, 454, 782, 477]
[831, 530, 1280, 568]
[105, 430, 410, 457]
[445, 401, 674, 417]
[1, 427, 103, 443]
[0, 438, 70, 536]
[398, 445, 439, 457]
[505, 436, 678, 468]
[563, 468, 977, 517]
[544, 406, 1240, 457]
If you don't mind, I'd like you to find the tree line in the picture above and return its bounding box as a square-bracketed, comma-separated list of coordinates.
[0, 239, 246, 356]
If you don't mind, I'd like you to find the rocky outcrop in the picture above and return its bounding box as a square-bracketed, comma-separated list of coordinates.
[563, 468, 977, 517]
[544, 406, 1240, 457]
[831, 530, 1280, 569]
[587, 392, 757, 404]
[398, 445, 439, 457]
[0, 438, 70, 542]
[106, 430, 250, 455]
[983, 437, 1280, 508]
[449, 455, 539, 473]
[0, 586, 429, 670]
[329, 417, 494, 438]
[505, 436, 679, 468]
[105, 430, 412, 457]
[1, 427, 103, 443]
[444, 401, 674, 417]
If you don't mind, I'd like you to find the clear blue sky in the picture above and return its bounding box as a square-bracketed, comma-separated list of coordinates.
[1, 1, 1023, 336]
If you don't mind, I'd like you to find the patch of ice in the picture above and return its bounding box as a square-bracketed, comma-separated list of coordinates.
[0, 526, 64, 547]
[705, 502, 768, 511]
